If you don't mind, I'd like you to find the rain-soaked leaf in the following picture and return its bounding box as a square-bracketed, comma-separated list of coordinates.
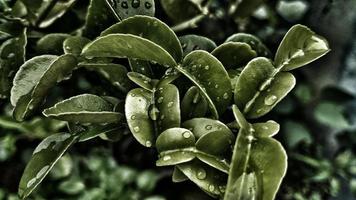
[0, 27, 26, 99]
[11, 54, 78, 121]
[275, 24, 330, 71]
[127, 72, 154, 91]
[252, 120, 280, 137]
[106, 0, 155, 20]
[36, 33, 71, 55]
[179, 35, 217, 57]
[155, 84, 180, 132]
[82, 34, 177, 68]
[83, 0, 116, 39]
[101, 16, 182, 62]
[18, 133, 78, 199]
[226, 33, 271, 58]
[76, 123, 126, 142]
[43, 94, 123, 124]
[225, 105, 287, 200]
[181, 86, 208, 120]
[38, 0, 77, 28]
[156, 128, 195, 166]
[125, 88, 155, 147]
[178, 50, 232, 119]
[234, 57, 296, 119]
[63, 36, 91, 56]
[129, 59, 153, 77]
[212, 42, 257, 69]
[82, 63, 132, 93]
[177, 159, 227, 198]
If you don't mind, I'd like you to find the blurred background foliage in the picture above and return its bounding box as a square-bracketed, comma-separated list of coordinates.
[0, 0, 355, 199]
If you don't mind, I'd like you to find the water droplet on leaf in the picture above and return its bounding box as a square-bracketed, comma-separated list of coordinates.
[264, 95, 278, 106]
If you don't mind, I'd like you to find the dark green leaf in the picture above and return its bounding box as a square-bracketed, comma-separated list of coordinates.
[229, 0, 265, 19]
[179, 34, 217, 57]
[181, 86, 208, 120]
[36, 33, 71, 55]
[127, 72, 153, 91]
[160, 0, 202, 23]
[63, 36, 91, 56]
[226, 33, 271, 57]
[38, 0, 77, 28]
[106, 0, 155, 20]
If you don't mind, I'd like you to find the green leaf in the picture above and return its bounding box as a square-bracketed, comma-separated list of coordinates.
[101, 16, 182, 62]
[129, 59, 153, 77]
[127, 72, 154, 91]
[11, 54, 78, 121]
[83, 0, 116, 39]
[229, 0, 265, 19]
[106, 0, 155, 20]
[83, 63, 132, 93]
[314, 101, 349, 129]
[178, 50, 232, 118]
[156, 128, 195, 166]
[225, 105, 287, 200]
[275, 24, 330, 71]
[177, 159, 227, 198]
[234, 57, 296, 119]
[155, 84, 181, 132]
[125, 88, 155, 147]
[172, 166, 188, 182]
[212, 42, 257, 69]
[76, 124, 125, 142]
[38, 0, 77, 28]
[252, 120, 280, 137]
[226, 33, 271, 57]
[160, 0, 202, 23]
[43, 94, 123, 124]
[283, 121, 312, 149]
[179, 34, 217, 57]
[82, 34, 177, 67]
[18, 133, 78, 199]
[63, 36, 91, 56]
[0, 27, 26, 99]
[36, 33, 71, 55]
[181, 86, 208, 120]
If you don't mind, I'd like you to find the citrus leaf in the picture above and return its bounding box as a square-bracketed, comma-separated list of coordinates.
[226, 33, 271, 57]
[234, 57, 296, 119]
[212, 42, 257, 69]
[172, 166, 188, 183]
[181, 86, 208, 120]
[129, 59, 153, 77]
[252, 120, 280, 137]
[155, 84, 180, 132]
[177, 159, 227, 198]
[179, 34, 217, 57]
[178, 50, 232, 118]
[63, 36, 91, 56]
[127, 72, 154, 91]
[156, 128, 195, 166]
[36, 33, 71, 55]
[12, 54, 78, 121]
[18, 133, 78, 199]
[82, 34, 177, 67]
[106, 0, 155, 20]
[101, 15, 182, 62]
[125, 88, 155, 147]
[275, 24, 330, 71]
[43, 94, 123, 124]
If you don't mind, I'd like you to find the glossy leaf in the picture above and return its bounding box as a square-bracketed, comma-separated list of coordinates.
[275, 24, 330, 71]
[0, 27, 26, 98]
[81, 63, 132, 93]
[18, 133, 78, 199]
[101, 16, 182, 62]
[212, 42, 257, 69]
[82, 34, 177, 67]
[129, 59, 153, 77]
[12, 54, 78, 121]
[179, 35, 217, 57]
[226, 33, 271, 57]
[156, 128, 196, 166]
[127, 72, 153, 91]
[177, 159, 227, 198]
[106, 0, 155, 20]
[155, 84, 181, 132]
[63, 36, 91, 56]
[234, 57, 296, 119]
[125, 88, 155, 147]
[36, 33, 71, 55]
[181, 86, 208, 120]
[76, 123, 126, 142]
[172, 166, 188, 182]
[43, 94, 123, 124]
[252, 120, 280, 137]
[38, 0, 77, 28]
[179, 50, 232, 118]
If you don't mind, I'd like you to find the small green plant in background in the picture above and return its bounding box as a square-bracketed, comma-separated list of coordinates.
[0, 0, 331, 199]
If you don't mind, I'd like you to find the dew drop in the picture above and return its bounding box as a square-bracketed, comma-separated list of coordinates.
[163, 155, 171, 161]
[262, 126, 268, 130]
[36, 165, 50, 179]
[157, 97, 164, 104]
[183, 131, 191, 139]
[131, 0, 140, 8]
[204, 65, 210, 70]
[133, 126, 140, 132]
[223, 93, 229, 99]
[27, 178, 36, 188]
[145, 140, 152, 147]
[264, 95, 278, 106]
[144, 1, 152, 9]
[7, 53, 15, 59]
[131, 93, 136, 97]
[121, 1, 128, 8]
[196, 168, 207, 180]
[65, 46, 71, 50]
[219, 186, 226, 193]
[205, 125, 213, 130]
[209, 185, 215, 192]
[130, 115, 136, 120]
[191, 65, 197, 71]
[167, 101, 174, 107]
